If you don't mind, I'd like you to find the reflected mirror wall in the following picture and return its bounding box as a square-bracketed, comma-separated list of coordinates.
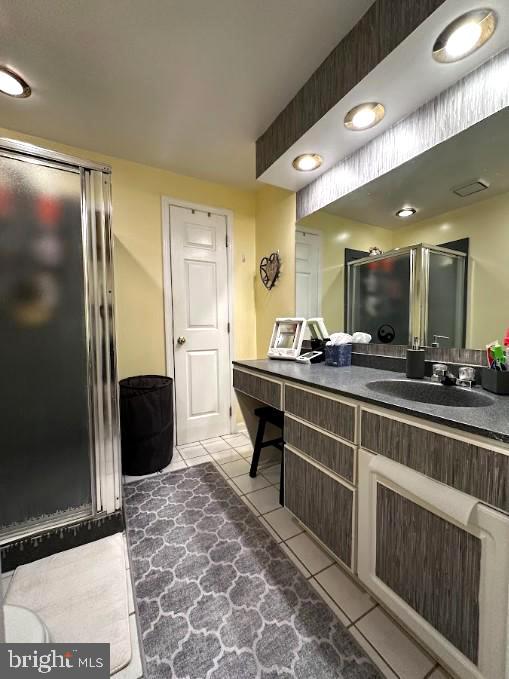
[295, 108, 509, 350]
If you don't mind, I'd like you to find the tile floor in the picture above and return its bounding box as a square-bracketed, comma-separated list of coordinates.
[122, 429, 452, 679]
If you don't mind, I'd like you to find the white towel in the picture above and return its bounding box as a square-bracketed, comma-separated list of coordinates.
[352, 332, 372, 344]
[326, 332, 352, 346]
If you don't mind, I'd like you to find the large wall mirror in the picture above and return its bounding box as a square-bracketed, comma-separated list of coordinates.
[295, 107, 509, 351]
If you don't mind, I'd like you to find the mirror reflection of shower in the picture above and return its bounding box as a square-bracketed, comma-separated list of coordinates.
[347, 244, 466, 347]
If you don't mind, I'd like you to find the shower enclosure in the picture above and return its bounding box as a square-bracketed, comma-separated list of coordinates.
[0, 138, 120, 545]
[347, 244, 466, 347]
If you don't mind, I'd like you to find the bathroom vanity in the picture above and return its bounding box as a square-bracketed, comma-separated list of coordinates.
[233, 360, 509, 679]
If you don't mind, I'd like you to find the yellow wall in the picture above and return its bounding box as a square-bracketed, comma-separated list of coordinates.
[0, 127, 257, 379]
[392, 191, 509, 348]
[255, 185, 296, 357]
[299, 211, 393, 333]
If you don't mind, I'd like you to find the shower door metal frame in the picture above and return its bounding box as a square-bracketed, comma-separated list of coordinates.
[347, 243, 467, 348]
[419, 244, 466, 349]
[0, 138, 121, 545]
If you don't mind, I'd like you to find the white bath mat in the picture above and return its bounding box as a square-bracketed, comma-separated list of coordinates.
[5, 533, 131, 674]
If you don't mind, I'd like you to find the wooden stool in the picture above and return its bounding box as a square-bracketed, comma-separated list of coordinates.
[249, 407, 284, 495]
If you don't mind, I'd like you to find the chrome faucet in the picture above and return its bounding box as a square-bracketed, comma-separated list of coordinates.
[431, 363, 475, 388]
[457, 366, 476, 388]
[432, 334, 450, 348]
[431, 363, 456, 386]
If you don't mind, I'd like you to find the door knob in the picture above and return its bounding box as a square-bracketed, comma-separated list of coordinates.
[177, 336, 186, 345]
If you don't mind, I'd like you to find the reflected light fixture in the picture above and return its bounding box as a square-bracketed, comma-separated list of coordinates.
[0, 66, 31, 97]
[344, 102, 385, 131]
[396, 207, 416, 218]
[433, 9, 497, 63]
[292, 153, 323, 172]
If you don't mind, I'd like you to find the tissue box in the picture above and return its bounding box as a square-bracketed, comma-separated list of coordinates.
[325, 343, 352, 367]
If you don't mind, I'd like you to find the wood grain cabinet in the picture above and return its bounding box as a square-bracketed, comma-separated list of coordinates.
[284, 447, 354, 569]
[361, 408, 509, 512]
[232, 368, 282, 409]
[358, 448, 509, 679]
[284, 414, 355, 483]
[284, 384, 356, 442]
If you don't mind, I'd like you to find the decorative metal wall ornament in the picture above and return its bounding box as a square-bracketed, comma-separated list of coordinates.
[259, 251, 281, 290]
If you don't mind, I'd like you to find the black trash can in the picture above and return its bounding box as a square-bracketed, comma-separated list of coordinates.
[119, 375, 173, 475]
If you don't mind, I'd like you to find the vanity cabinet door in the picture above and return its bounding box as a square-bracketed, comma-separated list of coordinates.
[376, 483, 481, 663]
[285, 384, 356, 442]
[284, 447, 354, 569]
[358, 449, 509, 679]
[233, 368, 282, 409]
[284, 414, 355, 483]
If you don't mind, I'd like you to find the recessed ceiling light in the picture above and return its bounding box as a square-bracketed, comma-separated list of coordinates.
[344, 102, 385, 131]
[396, 207, 416, 218]
[433, 9, 497, 63]
[292, 153, 323, 172]
[0, 66, 31, 98]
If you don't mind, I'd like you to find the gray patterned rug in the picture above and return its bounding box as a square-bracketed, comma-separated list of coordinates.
[124, 462, 383, 679]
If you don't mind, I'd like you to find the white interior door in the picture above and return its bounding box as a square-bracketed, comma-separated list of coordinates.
[295, 229, 321, 318]
[169, 205, 231, 444]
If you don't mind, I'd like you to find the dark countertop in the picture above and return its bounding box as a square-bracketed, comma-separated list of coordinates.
[233, 359, 509, 445]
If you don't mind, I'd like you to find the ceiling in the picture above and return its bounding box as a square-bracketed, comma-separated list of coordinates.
[261, 0, 509, 192]
[0, 0, 374, 187]
[323, 108, 509, 229]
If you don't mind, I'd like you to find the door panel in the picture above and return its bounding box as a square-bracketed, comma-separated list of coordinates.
[285, 447, 354, 568]
[376, 484, 481, 663]
[295, 230, 320, 318]
[188, 350, 219, 416]
[186, 260, 217, 327]
[170, 206, 230, 444]
[296, 271, 312, 319]
[185, 223, 216, 249]
[358, 448, 509, 679]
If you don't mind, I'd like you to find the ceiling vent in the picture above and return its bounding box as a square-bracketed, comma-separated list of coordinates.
[452, 179, 489, 197]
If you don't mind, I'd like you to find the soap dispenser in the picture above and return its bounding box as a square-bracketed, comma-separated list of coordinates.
[406, 337, 425, 379]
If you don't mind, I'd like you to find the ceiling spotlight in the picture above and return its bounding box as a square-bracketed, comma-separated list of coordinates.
[396, 207, 416, 218]
[0, 66, 31, 98]
[292, 153, 323, 172]
[433, 9, 497, 63]
[344, 102, 385, 131]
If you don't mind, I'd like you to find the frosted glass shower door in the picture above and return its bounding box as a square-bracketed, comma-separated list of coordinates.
[0, 155, 92, 536]
[348, 252, 411, 345]
[426, 249, 466, 348]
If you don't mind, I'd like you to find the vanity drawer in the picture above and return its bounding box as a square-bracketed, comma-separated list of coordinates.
[284, 384, 356, 442]
[285, 447, 354, 568]
[361, 409, 509, 512]
[284, 415, 355, 483]
[233, 369, 282, 409]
